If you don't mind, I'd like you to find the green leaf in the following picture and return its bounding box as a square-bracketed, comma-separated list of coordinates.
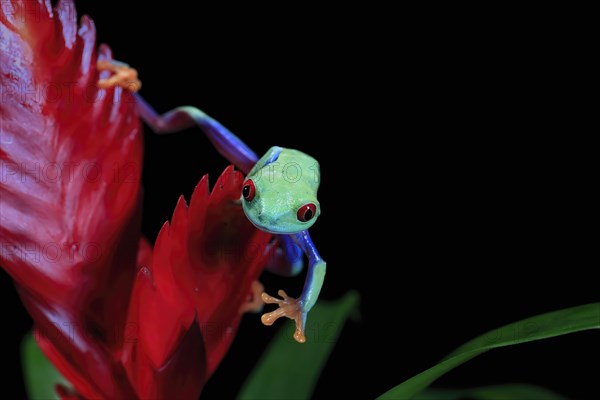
[237, 291, 360, 400]
[21, 332, 71, 400]
[414, 384, 567, 400]
[378, 302, 600, 399]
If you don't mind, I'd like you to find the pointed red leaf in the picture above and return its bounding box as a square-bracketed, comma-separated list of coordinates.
[2, 1, 141, 396]
[2, 2, 275, 397]
[162, 166, 273, 375]
[1, 0, 143, 346]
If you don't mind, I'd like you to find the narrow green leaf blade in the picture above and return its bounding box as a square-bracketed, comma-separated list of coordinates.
[21, 332, 71, 400]
[414, 384, 567, 400]
[237, 291, 360, 400]
[378, 303, 600, 399]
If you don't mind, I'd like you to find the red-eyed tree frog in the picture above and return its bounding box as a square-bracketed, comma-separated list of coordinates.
[98, 61, 326, 343]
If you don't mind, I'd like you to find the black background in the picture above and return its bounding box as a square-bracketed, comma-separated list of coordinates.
[2, 2, 597, 399]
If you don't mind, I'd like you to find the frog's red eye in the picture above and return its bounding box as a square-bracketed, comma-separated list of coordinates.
[297, 203, 317, 222]
[242, 179, 255, 201]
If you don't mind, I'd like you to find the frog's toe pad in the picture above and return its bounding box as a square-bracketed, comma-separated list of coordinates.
[261, 290, 306, 343]
[97, 60, 142, 92]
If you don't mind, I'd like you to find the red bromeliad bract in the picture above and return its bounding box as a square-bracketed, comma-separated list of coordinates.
[0, 1, 272, 398]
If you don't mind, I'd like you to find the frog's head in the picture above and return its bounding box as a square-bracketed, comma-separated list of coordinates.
[241, 146, 321, 234]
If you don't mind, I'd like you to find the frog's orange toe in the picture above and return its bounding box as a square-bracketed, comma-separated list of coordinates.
[97, 60, 141, 92]
[261, 289, 306, 343]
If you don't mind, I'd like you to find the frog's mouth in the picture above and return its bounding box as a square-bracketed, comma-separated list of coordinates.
[246, 217, 302, 235]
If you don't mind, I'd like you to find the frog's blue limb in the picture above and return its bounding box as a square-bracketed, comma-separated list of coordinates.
[264, 235, 304, 277]
[292, 230, 326, 314]
[134, 94, 258, 174]
[261, 230, 326, 343]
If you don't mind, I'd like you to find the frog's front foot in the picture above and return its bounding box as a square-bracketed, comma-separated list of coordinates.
[97, 60, 142, 92]
[261, 290, 306, 343]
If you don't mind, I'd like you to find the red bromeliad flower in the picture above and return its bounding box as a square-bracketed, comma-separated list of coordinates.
[0, 1, 272, 398]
